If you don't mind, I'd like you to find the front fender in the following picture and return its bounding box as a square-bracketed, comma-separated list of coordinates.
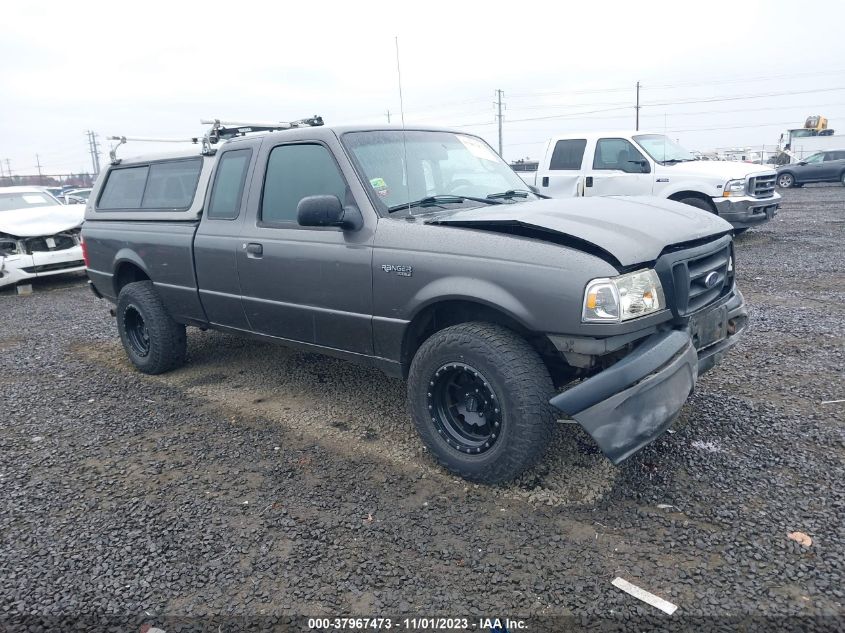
[408, 276, 535, 329]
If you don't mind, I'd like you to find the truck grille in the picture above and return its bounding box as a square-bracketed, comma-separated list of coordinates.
[670, 243, 733, 315]
[749, 174, 776, 198]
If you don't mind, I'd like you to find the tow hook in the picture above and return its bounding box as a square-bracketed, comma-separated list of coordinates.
[109, 308, 116, 318]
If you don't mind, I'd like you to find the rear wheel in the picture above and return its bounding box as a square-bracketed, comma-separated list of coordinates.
[778, 173, 795, 188]
[116, 281, 187, 374]
[407, 322, 556, 484]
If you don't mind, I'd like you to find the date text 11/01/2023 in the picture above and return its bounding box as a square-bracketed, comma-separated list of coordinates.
[307, 617, 526, 630]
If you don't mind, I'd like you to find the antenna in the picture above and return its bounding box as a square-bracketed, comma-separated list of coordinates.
[395, 35, 411, 214]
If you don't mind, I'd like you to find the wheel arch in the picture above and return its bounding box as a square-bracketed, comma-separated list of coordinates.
[112, 251, 151, 296]
[399, 297, 562, 381]
[667, 190, 717, 212]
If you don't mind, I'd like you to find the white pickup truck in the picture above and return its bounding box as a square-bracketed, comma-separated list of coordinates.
[521, 132, 780, 231]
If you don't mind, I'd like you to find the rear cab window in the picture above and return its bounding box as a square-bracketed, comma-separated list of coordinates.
[549, 139, 586, 170]
[97, 158, 202, 210]
[207, 149, 252, 220]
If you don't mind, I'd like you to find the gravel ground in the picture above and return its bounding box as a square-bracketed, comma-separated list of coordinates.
[1, 185, 843, 631]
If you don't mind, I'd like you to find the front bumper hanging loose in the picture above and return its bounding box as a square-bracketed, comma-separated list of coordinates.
[550, 291, 748, 464]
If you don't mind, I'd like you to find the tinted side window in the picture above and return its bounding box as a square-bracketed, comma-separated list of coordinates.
[549, 139, 586, 170]
[593, 138, 646, 171]
[98, 166, 149, 209]
[208, 149, 252, 219]
[141, 159, 202, 209]
[261, 144, 347, 224]
[824, 151, 845, 161]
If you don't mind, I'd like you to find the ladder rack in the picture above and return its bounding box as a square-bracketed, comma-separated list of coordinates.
[108, 115, 324, 164]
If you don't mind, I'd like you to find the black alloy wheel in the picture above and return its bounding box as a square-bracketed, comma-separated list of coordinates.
[428, 362, 501, 454]
[123, 304, 151, 357]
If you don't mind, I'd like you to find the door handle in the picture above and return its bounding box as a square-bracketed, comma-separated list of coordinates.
[244, 242, 263, 258]
[585, 176, 593, 187]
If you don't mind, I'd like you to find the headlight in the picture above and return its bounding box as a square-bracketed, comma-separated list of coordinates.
[722, 179, 746, 197]
[582, 269, 665, 323]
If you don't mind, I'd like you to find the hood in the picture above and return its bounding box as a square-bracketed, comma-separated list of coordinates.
[426, 196, 732, 267]
[0, 205, 84, 237]
[660, 159, 774, 180]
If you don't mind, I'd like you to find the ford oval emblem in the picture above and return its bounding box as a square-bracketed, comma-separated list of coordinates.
[704, 271, 720, 288]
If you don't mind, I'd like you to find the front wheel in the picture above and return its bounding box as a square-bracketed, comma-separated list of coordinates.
[778, 173, 795, 188]
[407, 322, 556, 484]
[116, 281, 187, 374]
[677, 197, 714, 213]
[841, 172, 845, 186]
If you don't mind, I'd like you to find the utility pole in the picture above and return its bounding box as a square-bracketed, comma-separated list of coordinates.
[36, 154, 44, 185]
[495, 89, 505, 157]
[386, 110, 391, 123]
[86, 130, 101, 176]
[635, 81, 641, 131]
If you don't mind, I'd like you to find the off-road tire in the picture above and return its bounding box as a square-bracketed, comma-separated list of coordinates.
[407, 322, 556, 484]
[778, 173, 795, 188]
[116, 281, 187, 375]
[678, 197, 714, 212]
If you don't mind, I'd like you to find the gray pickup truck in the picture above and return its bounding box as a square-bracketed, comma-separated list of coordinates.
[82, 122, 747, 483]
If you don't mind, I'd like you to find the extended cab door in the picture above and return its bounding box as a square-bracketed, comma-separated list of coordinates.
[583, 137, 653, 197]
[236, 139, 375, 355]
[194, 145, 257, 330]
[537, 138, 587, 196]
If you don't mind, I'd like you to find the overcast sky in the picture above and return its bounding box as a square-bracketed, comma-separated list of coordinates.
[2, 0, 844, 176]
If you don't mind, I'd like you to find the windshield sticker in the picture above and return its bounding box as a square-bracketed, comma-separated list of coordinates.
[23, 195, 45, 203]
[457, 135, 500, 162]
[370, 177, 389, 198]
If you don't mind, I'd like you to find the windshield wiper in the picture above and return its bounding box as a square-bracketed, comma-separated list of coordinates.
[662, 158, 694, 164]
[486, 189, 532, 200]
[387, 194, 502, 213]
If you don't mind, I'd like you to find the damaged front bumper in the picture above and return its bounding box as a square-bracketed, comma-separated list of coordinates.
[0, 246, 85, 288]
[550, 290, 747, 464]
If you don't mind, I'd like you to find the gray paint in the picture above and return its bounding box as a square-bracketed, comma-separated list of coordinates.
[83, 124, 737, 373]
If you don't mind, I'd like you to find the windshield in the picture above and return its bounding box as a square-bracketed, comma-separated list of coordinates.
[0, 192, 62, 211]
[342, 130, 535, 214]
[633, 134, 696, 163]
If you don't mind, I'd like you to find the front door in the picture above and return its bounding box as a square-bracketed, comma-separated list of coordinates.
[584, 137, 653, 197]
[237, 141, 375, 355]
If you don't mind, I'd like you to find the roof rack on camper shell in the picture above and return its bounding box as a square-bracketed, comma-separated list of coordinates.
[107, 115, 324, 163]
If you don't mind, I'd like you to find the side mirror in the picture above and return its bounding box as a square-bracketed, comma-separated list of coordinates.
[627, 159, 651, 174]
[797, 161, 807, 166]
[296, 195, 363, 231]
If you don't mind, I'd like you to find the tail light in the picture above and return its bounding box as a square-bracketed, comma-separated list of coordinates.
[80, 235, 90, 268]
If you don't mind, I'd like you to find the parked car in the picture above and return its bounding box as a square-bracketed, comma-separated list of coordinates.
[83, 124, 747, 484]
[62, 188, 92, 205]
[41, 186, 66, 201]
[776, 149, 845, 187]
[522, 131, 780, 231]
[0, 186, 85, 288]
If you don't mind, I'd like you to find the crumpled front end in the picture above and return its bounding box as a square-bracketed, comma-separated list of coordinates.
[0, 230, 85, 288]
[550, 285, 748, 464]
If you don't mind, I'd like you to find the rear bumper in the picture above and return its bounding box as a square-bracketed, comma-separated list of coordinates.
[550, 290, 747, 464]
[713, 193, 780, 229]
